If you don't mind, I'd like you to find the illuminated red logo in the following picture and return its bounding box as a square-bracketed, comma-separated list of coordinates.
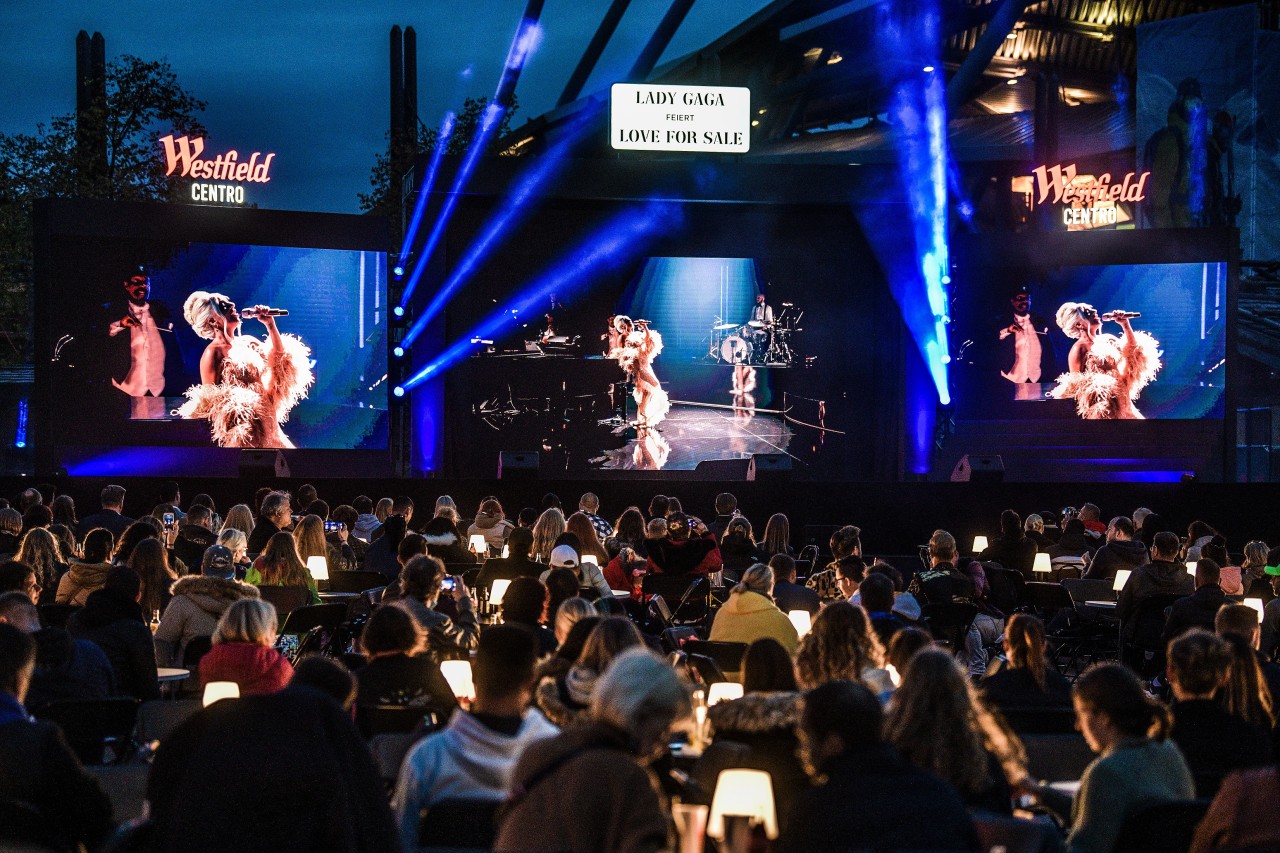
[1031, 162, 1149, 206]
[158, 134, 276, 183]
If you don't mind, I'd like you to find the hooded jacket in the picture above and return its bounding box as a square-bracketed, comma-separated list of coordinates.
[534, 674, 592, 728]
[1116, 559, 1195, 634]
[26, 628, 116, 713]
[198, 642, 293, 696]
[392, 708, 559, 850]
[466, 513, 515, 553]
[67, 586, 160, 700]
[352, 513, 381, 543]
[1083, 538, 1150, 580]
[153, 574, 261, 666]
[709, 590, 800, 656]
[422, 518, 479, 566]
[55, 560, 113, 607]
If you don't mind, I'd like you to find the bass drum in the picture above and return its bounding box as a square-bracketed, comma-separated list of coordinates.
[720, 335, 752, 364]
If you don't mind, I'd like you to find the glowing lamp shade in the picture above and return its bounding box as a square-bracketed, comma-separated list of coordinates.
[1186, 561, 1197, 576]
[440, 660, 475, 701]
[1113, 569, 1132, 592]
[972, 535, 989, 554]
[203, 681, 240, 707]
[581, 554, 598, 566]
[501, 543, 510, 558]
[787, 610, 812, 638]
[306, 555, 329, 581]
[1032, 553, 1052, 574]
[489, 578, 512, 605]
[469, 534, 489, 555]
[707, 768, 778, 840]
[706, 682, 744, 706]
[1245, 598, 1265, 623]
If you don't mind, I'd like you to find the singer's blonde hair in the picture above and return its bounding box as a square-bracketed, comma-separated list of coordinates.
[1055, 301, 1095, 340]
[183, 290, 232, 340]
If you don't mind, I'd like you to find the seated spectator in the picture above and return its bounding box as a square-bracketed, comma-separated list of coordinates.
[131, 536, 178, 620]
[908, 530, 976, 606]
[861, 562, 923, 622]
[396, 555, 478, 660]
[247, 489, 293, 555]
[476, 527, 541, 592]
[1218, 627, 1277, 734]
[538, 544, 613, 600]
[154, 545, 261, 667]
[610, 507, 648, 558]
[1024, 513, 1052, 549]
[198, 598, 292, 696]
[566, 512, 610, 566]
[55, 527, 114, 606]
[535, 613, 601, 685]
[365, 515, 407, 581]
[0, 561, 41, 604]
[0, 623, 113, 851]
[887, 648, 1025, 814]
[795, 601, 894, 702]
[329, 504, 366, 569]
[530, 508, 567, 564]
[981, 613, 1072, 711]
[979, 509, 1037, 576]
[188, 493, 222, 534]
[601, 538, 647, 596]
[67, 566, 160, 701]
[1047, 517, 1095, 561]
[0, 592, 114, 712]
[775, 680, 977, 853]
[707, 492, 739, 540]
[1190, 766, 1280, 853]
[0, 507, 21, 555]
[1239, 540, 1270, 599]
[221, 503, 256, 541]
[291, 655, 357, 712]
[760, 512, 794, 558]
[1083, 516, 1149, 580]
[245, 531, 320, 606]
[501, 577, 557, 656]
[958, 557, 1006, 676]
[22, 503, 53, 535]
[467, 498, 515, 555]
[859, 573, 908, 645]
[535, 617, 644, 727]
[718, 517, 768, 582]
[709, 563, 799, 656]
[769, 554, 820, 617]
[217, 527, 252, 579]
[1185, 520, 1219, 562]
[495, 648, 689, 853]
[886, 626, 933, 675]
[111, 518, 161, 566]
[645, 512, 722, 577]
[1166, 630, 1271, 798]
[1199, 537, 1239, 595]
[381, 534, 428, 603]
[16, 528, 68, 605]
[1162, 559, 1227, 646]
[294, 513, 352, 575]
[354, 602, 456, 714]
[1029, 663, 1194, 853]
[393, 623, 559, 849]
[172, 504, 217, 571]
[806, 525, 863, 603]
[1215, 603, 1280, 715]
[544, 567, 581, 623]
[422, 515, 478, 566]
[75, 483, 133, 541]
[48, 524, 78, 562]
[351, 495, 381, 542]
[1117, 530, 1195, 640]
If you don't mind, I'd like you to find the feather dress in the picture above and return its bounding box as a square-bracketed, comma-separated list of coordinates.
[609, 327, 670, 427]
[1050, 330, 1160, 419]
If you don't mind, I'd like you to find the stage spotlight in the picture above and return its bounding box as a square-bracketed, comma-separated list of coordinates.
[393, 346, 405, 358]
[393, 386, 405, 397]
[393, 306, 405, 318]
[393, 265, 405, 278]
[922, 65, 934, 73]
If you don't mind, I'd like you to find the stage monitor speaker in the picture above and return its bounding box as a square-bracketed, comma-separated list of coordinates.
[239, 450, 289, 479]
[693, 459, 752, 480]
[498, 451, 539, 480]
[950, 454, 1005, 483]
[747, 453, 792, 481]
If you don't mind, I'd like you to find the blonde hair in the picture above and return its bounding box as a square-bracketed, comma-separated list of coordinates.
[17, 528, 64, 591]
[222, 504, 255, 537]
[214, 598, 278, 646]
[258, 531, 310, 589]
[183, 290, 232, 340]
[591, 647, 690, 735]
[374, 498, 393, 522]
[732, 563, 774, 597]
[1055, 301, 1094, 339]
[217, 528, 248, 563]
[531, 508, 566, 562]
[434, 495, 460, 523]
[554, 596, 597, 644]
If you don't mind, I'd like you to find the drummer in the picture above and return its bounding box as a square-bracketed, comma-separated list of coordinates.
[747, 293, 773, 351]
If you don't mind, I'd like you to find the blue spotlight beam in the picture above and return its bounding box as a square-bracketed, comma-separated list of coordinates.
[400, 102, 603, 350]
[396, 110, 456, 272]
[401, 201, 681, 391]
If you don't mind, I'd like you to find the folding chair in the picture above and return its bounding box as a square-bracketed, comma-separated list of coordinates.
[921, 602, 978, 653]
[326, 571, 387, 593]
[256, 585, 312, 619]
[279, 602, 348, 636]
[683, 640, 748, 675]
[135, 699, 201, 745]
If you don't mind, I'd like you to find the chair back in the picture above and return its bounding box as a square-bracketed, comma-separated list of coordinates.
[38, 602, 81, 629]
[973, 813, 1060, 853]
[181, 635, 213, 669]
[326, 571, 387, 593]
[355, 703, 439, 739]
[641, 574, 709, 623]
[256, 585, 312, 619]
[683, 639, 747, 673]
[997, 706, 1079, 734]
[1021, 733, 1095, 782]
[418, 797, 501, 851]
[660, 626, 699, 654]
[1127, 593, 1183, 649]
[985, 566, 1026, 613]
[686, 653, 728, 686]
[1023, 582, 1075, 616]
[135, 699, 202, 745]
[1111, 800, 1211, 853]
[921, 602, 978, 651]
[369, 732, 419, 786]
[1061, 577, 1116, 606]
[35, 697, 140, 765]
[278, 602, 348, 636]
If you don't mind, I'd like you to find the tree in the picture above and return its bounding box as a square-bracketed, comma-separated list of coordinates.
[0, 54, 206, 364]
[358, 96, 520, 243]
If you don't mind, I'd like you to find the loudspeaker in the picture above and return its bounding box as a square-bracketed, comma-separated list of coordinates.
[950, 454, 1004, 483]
[498, 451, 539, 480]
[239, 450, 289, 479]
[747, 453, 792, 481]
[693, 459, 752, 480]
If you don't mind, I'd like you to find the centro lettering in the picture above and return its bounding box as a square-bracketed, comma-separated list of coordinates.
[159, 134, 276, 183]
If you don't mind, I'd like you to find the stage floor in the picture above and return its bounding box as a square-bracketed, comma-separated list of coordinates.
[589, 404, 795, 471]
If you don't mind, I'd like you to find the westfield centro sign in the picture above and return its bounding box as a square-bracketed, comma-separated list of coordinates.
[159, 134, 276, 205]
[1032, 161, 1150, 228]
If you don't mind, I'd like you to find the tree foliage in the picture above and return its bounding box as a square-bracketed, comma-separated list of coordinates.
[0, 55, 205, 363]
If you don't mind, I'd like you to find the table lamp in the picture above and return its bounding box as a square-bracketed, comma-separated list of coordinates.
[203, 681, 239, 707]
[1245, 598, 1265, 623]
[306, 555, 328, 581]
[469, 534, 488, 556]
[708, 768, 778, 852]
[581, 554, 598, 566]
[1112, 569, 1131, 592]
[440, 660, 475, 702]
[707, 682, 744, 706]
[1186, 561, 1197, 576]
[787, 610, 812, 638]
[972, 535, 989, 554]
[489, 578, 512, 606]
[1032, 553, 1052, 574]
[501, 543, 510, 558]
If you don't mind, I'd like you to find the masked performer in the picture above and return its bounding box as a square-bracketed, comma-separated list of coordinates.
[608, 315, 670, 429]
[176, 291, 313, 448]
[1050, 302, 1160, 420]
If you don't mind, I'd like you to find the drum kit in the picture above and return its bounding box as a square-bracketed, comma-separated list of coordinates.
[707, 303, 803, 365]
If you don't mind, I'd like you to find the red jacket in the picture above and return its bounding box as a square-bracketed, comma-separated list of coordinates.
[646, 534, 723, 576]
[198, 642, 293, 696]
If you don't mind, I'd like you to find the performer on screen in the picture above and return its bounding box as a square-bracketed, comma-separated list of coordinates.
[106, 270, 182, 418]
[608, 315, 670, 429]
[175, 291, 314, 448]
[997, 286, 1057, 383]
[1049, 302, 1160, 420]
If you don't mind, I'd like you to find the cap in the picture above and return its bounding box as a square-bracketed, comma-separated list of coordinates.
[549, 544, 579, 569]
[201, 544, 234, 578]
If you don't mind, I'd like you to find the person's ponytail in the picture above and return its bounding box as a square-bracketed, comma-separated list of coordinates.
[1074, 663, 1172, 741]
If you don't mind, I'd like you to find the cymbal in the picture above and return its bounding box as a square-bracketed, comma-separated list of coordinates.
[712, 322, 738, 331]
[747, 320, 767, 328]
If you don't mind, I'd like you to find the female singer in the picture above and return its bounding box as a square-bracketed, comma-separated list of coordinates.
[176, 291, 313, 448]
[608, 314, 670, 429]
[1050, 302, 1160, 420]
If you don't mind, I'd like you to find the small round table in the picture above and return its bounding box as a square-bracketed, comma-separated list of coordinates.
[157, 667, 190, 684]
[318, 591, 360, 603]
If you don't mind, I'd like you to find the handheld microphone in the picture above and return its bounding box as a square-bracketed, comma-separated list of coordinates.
[242, 307, 289, 317]
[1101, 310, 1141, 321]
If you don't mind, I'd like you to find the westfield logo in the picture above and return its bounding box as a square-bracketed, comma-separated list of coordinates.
[159, 134, 276, 183]
[1031, 162, 1149, 206]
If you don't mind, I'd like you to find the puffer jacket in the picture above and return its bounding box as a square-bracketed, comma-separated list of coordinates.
[55, 561, 113, 607]
[534, 671, 593, 728]
[466, 514, 514, 553]
[709, 590, 800, 658]
[153, 575, 260, 666]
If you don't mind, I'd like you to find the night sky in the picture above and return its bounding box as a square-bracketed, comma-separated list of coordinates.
[0, 0, 772, 214]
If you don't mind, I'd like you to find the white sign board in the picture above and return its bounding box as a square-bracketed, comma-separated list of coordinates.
[610, 83, 751, 154]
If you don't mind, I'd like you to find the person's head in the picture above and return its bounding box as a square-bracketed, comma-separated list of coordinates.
[795, 601, 884, 690]
[761, 513, 790, 555]
[549, 544, 580, 575]
[0, 591, 40, 633]
[0, 508, 20, 539]
[648, 495, 669, 519]
[199, 544, 235, 580]
[290, 655, 357, 711]
[374, 497, 394, 521]
[1151, 531, 1181, 561]
[159, 481, 181, 507]
[1009, 287, 1031, 315]
[578, 492, 600, 514]
[1187, 520, 1217, 542]
[999, 509, 1022, 539]
[102, 566, 142, 601]
[768, 553, 797, 584]
[501, 576, 549, 626]
[798, 680, 883, 775]
[732, 563, 774, 599]
[213, 598, 278, 647]
[80, 528, 114, 564]
[475, 623, 540, 707]
[1193, 558, 1221, 589]
[396, 533, 427, 567]
[401, 555, 446, 604]
[646, 517, 668, 540]
[21, 504, 52, 533]
[217, 529, 248, 564]
[16, 528, 62, 587]
[360, 601, 425, 657]
[553, 596, 596, 645]
[1062, 517, 1086, 537]
[1166, 629, 1232, 700]
[260, 491, 292, 528]
[724, 517, 754, 543]
[1073, 663, 1172, 752]
[1216, 603, 1262, 649]
[1106, 516, 1135, 543]
[1056, 301, 1101, 339]
[566, 512, 606, 557]
[476, 498, 505, 523]
[829, 525, 862, 560]
[1242, 540, 1269, 569]
[292, 515, 327, 563]
[503, 526, 533, 560]
[186, 505, 212, 530]
[122, 272, 150, 303]
[541, 492, 562, 511]
[294, 484, 317, 510]
[184, 290, 241, 339]
[306, 500, 330, 521]
[1200, 536, 1229, 568]
[222, 504, 255, 536]
[0, 622, 37, 703]
[590, 648, 691, 760]
[254, 488, 273, 515]
[714, 493, 738, 517]
[379, 515, 408, 550]
[433, 495, 459, 523]
[741, 637, 798, 694]
[50, 494, 76, 525]
[1132, 507, 1153, 530]
[0, 561, 39, 604]
[576, 617, 644, 674]
[665, 512, 692, 542]
[886, 627, 933, 674]
[834, 556, 866, 600]
[531, 508, 567, 560]
[100, 484, 126, 511]
[1024, 513, 1044, 534]
[516, 507, 538, 527]
[756, 292, 766, 306]
[353, 495, 374, 516]
[928, 529, 957, 565]
[189, 493, 216, 513]
[1002, 613, 1049, 688]
[259, 532, 309, 587]
[858, 572, 895, 614]
[544, 567, 580, 618]
[868, 561, 904, 592]
[1218, 631, 1277, 728]
[1079, 503, 1101, 523]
